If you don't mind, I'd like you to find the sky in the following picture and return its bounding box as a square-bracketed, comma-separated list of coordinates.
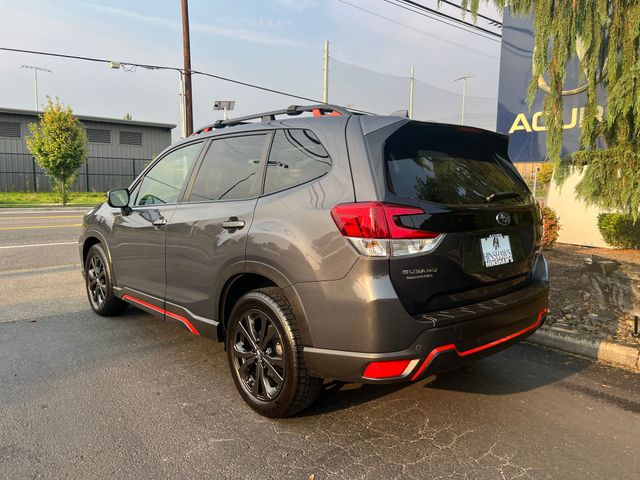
[0, 0, 503, 136]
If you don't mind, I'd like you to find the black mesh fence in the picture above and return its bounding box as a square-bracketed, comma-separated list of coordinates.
[0, 153, 152, 192]
[329, 57, 497, 130]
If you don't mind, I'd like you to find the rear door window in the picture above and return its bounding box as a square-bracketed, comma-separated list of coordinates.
[384, 123, 527, 205]
[264, 129, 331, 195]
[188, 134, 268, 202]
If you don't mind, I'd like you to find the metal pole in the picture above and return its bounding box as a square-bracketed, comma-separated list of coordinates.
[32, 157, 37, 192]
[453, 75, 473, 126]
[461, 78, 466, 125]
[409, 66, 415, 119]
[178, 71, 186, 139]
[181, 0, 194, 136]
[532, 167, 538, 198]
[223, 106, 228, 121]
[323, 41, 329, 103]
[21, 66, 51, 110]
[33, 69, 39, 110]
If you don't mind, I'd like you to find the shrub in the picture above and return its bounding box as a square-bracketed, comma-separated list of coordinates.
[537, 162, 555, 185]
[541, 206, 561, 248]
[597, 213, 640, 249]
[26, 98, 88, 205]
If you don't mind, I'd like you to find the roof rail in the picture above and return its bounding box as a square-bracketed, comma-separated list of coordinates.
[193, 104, 353, 134]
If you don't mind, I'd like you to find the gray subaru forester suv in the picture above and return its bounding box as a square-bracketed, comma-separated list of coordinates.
[80, 104, 549, 417]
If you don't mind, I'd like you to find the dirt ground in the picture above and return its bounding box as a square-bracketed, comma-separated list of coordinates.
[544, 243, 640, 345]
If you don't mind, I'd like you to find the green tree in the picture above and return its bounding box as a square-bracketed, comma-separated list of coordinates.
[461, 1, 640, 219]
[26, 98, 88, 205]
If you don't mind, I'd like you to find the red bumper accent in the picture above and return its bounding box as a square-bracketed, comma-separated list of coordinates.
[363, 359, 412, 379]
[122, 294, 200, 335]
[410, 308, 548, 381]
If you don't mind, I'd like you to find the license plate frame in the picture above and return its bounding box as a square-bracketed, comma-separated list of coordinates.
[480, 233, 514, 268]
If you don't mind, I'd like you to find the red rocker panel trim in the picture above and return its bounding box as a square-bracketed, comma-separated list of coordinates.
[410, 308, 548, 381]
[122, 294, 200, 336]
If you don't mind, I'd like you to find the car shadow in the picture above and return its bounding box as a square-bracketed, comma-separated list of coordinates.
[299, 342, 592, 416]
[298, 380, 415, 417]
[425, 342, 591, 396]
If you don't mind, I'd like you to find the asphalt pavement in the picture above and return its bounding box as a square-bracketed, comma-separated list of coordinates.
[1, 210, 640, 480]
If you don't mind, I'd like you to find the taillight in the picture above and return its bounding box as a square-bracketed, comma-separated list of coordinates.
[330, 202, 388, 238]
[330, 202, 443, 257]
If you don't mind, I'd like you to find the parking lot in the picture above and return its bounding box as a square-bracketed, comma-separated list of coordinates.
[1, 210, 640, 479]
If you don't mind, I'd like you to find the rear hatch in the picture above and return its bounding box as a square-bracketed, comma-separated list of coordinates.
[365, 120, 542, 315]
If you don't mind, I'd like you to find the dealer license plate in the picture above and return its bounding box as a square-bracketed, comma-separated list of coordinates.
[480, 233, 514, 267]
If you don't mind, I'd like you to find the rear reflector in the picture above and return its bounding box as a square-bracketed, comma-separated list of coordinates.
[362, 359, 418, 379]
[331, 202, 442, 257]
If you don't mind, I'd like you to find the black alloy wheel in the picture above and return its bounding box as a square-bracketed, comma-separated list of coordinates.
[232, 308, 286, 401]
[84, 243, 128, 316]
[226, 288, 322, 417]
[87, 254, 107, 310]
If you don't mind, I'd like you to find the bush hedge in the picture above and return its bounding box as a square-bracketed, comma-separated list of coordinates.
[537, 162, 555, 185]
[597, 213, 640, 249]
[541, 205, 561, 248]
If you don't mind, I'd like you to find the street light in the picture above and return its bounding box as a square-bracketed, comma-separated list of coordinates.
[20, 65, 52, 110]
[214, 100, 235, 121]
[452, 75, 474, 125]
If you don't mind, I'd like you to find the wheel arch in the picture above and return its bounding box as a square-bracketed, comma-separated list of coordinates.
[81, 230, 116, 282]
[82, 236, 102, 266]
[217, 262, 312, 346]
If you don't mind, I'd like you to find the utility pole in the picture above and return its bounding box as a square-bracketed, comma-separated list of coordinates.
[181, 0, 194, 136]
[409, 66, 415, 119]
[323, 41, 329, 103]
[20, 65, 52, 110]
[178, 70, 186, 139]
[452, 75, 474, 125]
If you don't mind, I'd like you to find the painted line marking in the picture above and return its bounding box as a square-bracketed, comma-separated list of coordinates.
[0, 215, 84, 220]
[0, 223, 82, 231]
[0, 263, 80, 278]
[0, 210, 91, 215]
[0, 241, 77, 249]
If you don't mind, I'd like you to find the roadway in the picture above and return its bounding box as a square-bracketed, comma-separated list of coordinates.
[1, 210, 639, 479]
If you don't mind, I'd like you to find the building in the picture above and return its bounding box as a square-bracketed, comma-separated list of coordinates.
[0, 107, 175, 192]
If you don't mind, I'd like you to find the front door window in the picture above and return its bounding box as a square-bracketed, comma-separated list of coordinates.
[135, 142, 202, 206]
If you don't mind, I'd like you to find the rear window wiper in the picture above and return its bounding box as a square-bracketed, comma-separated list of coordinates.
[485, 191, 521, 203]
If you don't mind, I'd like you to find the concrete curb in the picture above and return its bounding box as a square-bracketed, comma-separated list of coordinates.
[527, 326, 640, 372]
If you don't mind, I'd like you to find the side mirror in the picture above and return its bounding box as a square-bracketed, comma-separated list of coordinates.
[107, 189, 131, 213]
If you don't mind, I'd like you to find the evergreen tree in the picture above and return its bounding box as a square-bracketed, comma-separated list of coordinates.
[462, 1, 640, 219]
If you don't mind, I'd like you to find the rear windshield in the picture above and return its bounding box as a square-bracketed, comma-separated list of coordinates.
[383, 122, 527, 205]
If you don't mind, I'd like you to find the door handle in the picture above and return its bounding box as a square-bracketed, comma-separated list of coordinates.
[152, 216, 167, 228]
[222, 217, 245, 231]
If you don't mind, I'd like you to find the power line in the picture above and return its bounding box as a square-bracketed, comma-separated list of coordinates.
[190, 69, 321, 103]
[0, 47, 179, 71]
[383, 0, 501, 41]
[0, 46, 324, 104]
[428, 0, 503, 27]
[334, 0, 498, 59]
[394, 0, 502, 36]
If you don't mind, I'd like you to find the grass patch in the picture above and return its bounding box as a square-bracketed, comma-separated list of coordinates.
[0, 191, 106, 206]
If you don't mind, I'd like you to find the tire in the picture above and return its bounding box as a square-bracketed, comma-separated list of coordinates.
[226, 287, 323, 418]
[84, 243, 128, 316]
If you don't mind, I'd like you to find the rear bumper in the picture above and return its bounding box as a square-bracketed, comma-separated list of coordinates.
[303, 281, 549, 383]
